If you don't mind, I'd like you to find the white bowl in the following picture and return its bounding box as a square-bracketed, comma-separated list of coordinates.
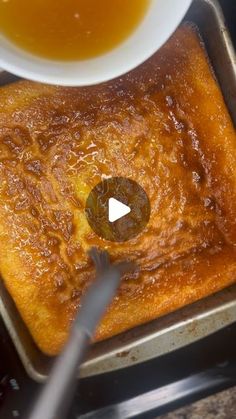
[0, 0, 192, 86]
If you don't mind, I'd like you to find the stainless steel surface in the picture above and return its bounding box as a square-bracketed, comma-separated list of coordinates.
[0, 0, 235, 383]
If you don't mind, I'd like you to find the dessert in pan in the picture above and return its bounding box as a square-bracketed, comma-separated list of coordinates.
[0, 24, 235, 356]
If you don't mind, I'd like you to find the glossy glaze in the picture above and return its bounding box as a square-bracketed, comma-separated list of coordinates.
[0, 0, 149, 60]
[0, 25, 235, 355]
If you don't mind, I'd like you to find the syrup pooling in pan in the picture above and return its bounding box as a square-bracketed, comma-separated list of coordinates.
[0, 0, 150, 60]
[0, 26, 235, 355]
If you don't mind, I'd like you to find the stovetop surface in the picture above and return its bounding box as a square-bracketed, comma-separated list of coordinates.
[0, 1, 235, 418]
[0, 319, 236, 418]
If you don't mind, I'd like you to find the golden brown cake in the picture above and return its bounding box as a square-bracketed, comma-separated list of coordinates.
[0, 25, 235, 355]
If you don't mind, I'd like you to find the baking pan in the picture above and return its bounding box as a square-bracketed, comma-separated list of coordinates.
[0, 0, 235, 382]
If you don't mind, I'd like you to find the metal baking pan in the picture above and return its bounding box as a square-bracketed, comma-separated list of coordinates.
[0, 0, 235, 383]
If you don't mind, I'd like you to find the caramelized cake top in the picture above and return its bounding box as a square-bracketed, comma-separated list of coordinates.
[0, 25, 235, 355]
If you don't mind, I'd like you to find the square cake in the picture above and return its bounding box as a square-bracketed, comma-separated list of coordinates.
[0, 25, 235, 355]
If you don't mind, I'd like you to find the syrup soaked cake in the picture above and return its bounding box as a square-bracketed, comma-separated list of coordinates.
[0, 25, 235, 355]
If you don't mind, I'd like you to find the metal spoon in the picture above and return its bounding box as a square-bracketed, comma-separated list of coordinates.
[28, 247, 134, 419]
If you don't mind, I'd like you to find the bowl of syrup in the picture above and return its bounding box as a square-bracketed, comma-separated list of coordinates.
[0, 0, 192, 86]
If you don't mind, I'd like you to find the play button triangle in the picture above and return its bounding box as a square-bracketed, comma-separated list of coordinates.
[108, 197, 131, 223]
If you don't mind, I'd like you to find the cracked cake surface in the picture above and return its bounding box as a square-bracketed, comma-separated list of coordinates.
[0, 25, 235, 355]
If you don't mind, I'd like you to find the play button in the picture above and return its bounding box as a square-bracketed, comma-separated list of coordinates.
[85, 177, 150, 242]
[108, 198, 131, 223]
